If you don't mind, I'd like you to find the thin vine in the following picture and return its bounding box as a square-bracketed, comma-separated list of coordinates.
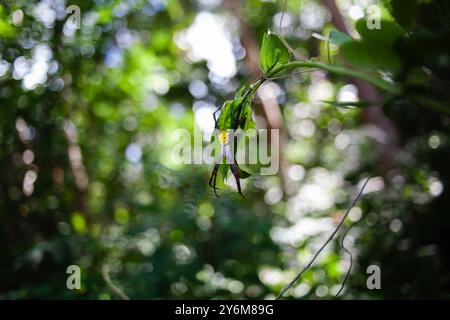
[276, 176, 372, 299]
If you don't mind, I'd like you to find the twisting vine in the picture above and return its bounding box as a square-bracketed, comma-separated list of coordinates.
[334, 200, 368, 298]
[276, 176, 372, 300]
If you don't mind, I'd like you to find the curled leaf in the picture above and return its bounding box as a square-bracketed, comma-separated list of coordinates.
[260, 30, 290, 76]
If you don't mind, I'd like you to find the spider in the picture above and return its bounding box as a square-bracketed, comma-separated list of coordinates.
[208, 103, 246, 197]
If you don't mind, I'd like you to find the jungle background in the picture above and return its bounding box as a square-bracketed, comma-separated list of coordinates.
[1, 0, 450, 299]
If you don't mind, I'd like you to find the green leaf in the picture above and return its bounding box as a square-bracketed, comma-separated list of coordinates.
[355, 18, 404, 48]
[328, 31, 353, 45]
[382, 0, 418, 28]
[338, 18, 404, 72]
[341, 39, 400, 72]
[217, 98, 251, 130]
[242, 102, 256, 131]
[219, 164, 230, 183]
[260, 30, 290, 75]
[216, 101, 234, 130]
[340, 41, 376, 70]
[218, 164, 251, 182]
[238, 166, 251, 179]
[234, 129, 274, 176]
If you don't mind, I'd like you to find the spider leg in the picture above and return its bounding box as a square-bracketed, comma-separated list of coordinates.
[213, 105, 223, 129]
[223, 145, 243, 197]
[230, 163, 244, 197]
[212, 166, 219, 197]
[209, 163, 220, 197]
[208, 168, 215, 188]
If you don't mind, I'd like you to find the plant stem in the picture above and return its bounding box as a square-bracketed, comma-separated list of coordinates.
[268, 61, 401, 95]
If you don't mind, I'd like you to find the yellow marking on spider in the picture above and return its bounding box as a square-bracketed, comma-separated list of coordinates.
[218, 130, 229, 145]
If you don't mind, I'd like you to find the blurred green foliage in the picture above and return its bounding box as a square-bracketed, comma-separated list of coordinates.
[0, 0, 450, 300]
